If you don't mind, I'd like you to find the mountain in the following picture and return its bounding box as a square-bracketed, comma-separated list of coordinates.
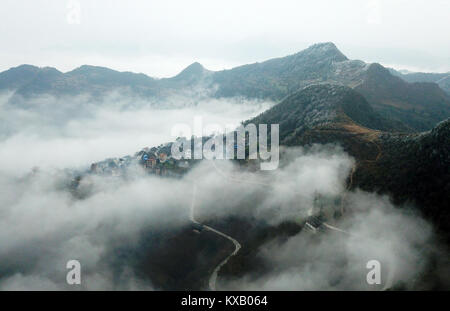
[0, 64, 41, 90]
[390, 69, 450, 95]
[6, 65, 159, 102]
[248, 84, 409, 141]
[214, 46, 450, 131]
[212, 42, 349, 99]
[13, 67, 66, 98]
[246, 83, 406, 164]
[158, 62, 213, 93]
[355, 119, 450, 239]
[2, 42, 450, 131]
[167, 62, 211, 84]
[66, 65, 156, 87]
[354, 64, 450, 131]
[247, 84, 449, 239]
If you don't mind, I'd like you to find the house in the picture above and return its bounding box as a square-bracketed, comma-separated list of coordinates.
[150, 157, 156, 168]
[141, 152, 149, 163]
[159, 152, 168, 163]
[144, 154, 157, 168]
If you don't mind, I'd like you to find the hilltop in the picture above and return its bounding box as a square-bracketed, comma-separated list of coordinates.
[248, 84, 409, 141]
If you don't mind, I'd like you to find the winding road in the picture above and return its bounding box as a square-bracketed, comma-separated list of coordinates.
[205, 224, 241, 291]
[189, 183, 242, 291]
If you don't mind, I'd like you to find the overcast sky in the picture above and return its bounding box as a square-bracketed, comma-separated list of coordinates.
[1, 0, 449, 77]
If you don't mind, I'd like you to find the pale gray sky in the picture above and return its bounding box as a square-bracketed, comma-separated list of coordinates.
[1, 0, 449, 77]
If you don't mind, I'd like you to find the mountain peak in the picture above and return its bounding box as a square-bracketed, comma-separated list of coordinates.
[310, 42, 338, 49]
[187, 62, 204, 70]
[1, 64, 41, 76]
[367, 62, 388, 73]
[173, 62, 209, 81]
[41, 66, 62, 74]
[12, 64, 40, 71]
[179, 62, 205, 74]
[68, 65, 118, 75]
[299, 42, 348, 62]
[0, 65, 42, 90]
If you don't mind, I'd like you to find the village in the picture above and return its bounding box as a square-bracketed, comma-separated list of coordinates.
[89, 142, 192, 178]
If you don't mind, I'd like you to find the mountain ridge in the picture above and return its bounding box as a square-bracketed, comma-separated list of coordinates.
[247, 84, 409, 141]
[2, 42, 450, 131]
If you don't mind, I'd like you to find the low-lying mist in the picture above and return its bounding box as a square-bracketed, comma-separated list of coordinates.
[0, 142, 446, 290]
[0, 92, 447, 290]
[0, 91, 272, 174]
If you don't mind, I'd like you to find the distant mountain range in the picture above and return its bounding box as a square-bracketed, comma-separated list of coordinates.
[2, 42, 450, 131]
